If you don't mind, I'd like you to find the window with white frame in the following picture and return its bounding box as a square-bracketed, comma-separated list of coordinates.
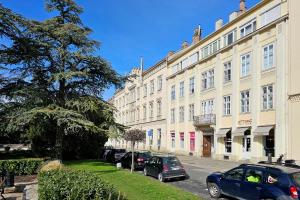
[157, 100, 162, 116]
[261, 5, 280, 27]
[224, 61, 232, 83]
[171, 108, 175, 123]
[179, 81, 184, 97]
[171, 85, 176, 100]
[190, 52, 199, 64]
[172, 64, 178, 74]
[202, 69, 214, 90]
[223, 95, 231, 115]
[241, 53, 251, 77]
[241, 90, 250, 113]
[263, 43, 274, 70]
[150, 80, 154, 94]
[224, 29, 237, 47]
[179, 106, 185, 122]
[201, 39, 221, 58]
[136, 107, 140, 121]
[202, 99, 214, 114]
[181, 58, 188, 69]
[262, 85, 274, 110]
[157, 75, 162, 91]
[188, 104, 194, 121]
[240, 19, 257, 37]
[189, 77, 195, 94]
[143, 104, 147, 119]
[180, 132, 184, 149]
[143, 84, 147, 97]
[149, 102, 154, 118]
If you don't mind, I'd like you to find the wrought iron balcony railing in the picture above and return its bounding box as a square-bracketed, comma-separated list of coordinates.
[193, 114, 216, 126]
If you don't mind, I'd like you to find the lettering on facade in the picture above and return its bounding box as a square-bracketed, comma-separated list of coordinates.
[238, 119, 252, 126]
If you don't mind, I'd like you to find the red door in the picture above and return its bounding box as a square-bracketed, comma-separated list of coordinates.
[203, 136, 211, 157]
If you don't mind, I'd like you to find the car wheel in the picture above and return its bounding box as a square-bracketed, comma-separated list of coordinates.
[158, 173, 165, 182]
[208, 182, 221, 198]
[143, 168, 148, 176]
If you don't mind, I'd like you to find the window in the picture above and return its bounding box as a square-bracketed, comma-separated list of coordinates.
[202, 69, 214, 90]
[224, 61, 232, 83]
[143, 105, 147, 119]
[157, 75, 162, 91]
[143, 84, 147, 97]
[245, 169, 263, 183]
[179, 106, 185, 122]
[263, 44, 274, 70]
[157, 100, 162, 116]
[224, 168, 244, 181]
[190, 52, 199, 64]
[157, 129, 162, 148]
[264, 129, 275, 157]
[188, 104, 195, 121]
[150, 80, 154, 94]
[171, 108, 175, 123]
[261, 5, 281, 27]
[171, 85, 176, 100]
[149, 102, 154, 118]
[189, 77, 195, 94]
[172, 64, 178, 74]
[180, 132, 184, 149]
[137, 87, 140, 100]
[240, 19, 256, 37]
[241, 90, 250, 113]
[202, 99, 214, 114]
[181, 58, 188, 69]
[136, 108, 140, 121]
[171, 132, 175, 148]
[224, 29, 237, 46]
[201, 39, 221, 58]
[223, 95, 231, 115]
[241, 53, 251, 77]
[225, 131, 232, 153]
[262, 85, 274, 110]
[179, 81, 184, 97]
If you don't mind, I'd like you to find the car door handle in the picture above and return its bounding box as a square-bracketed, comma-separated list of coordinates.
[235, 183, 241, 187]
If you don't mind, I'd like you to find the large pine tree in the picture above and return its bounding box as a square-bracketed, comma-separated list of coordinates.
[0, 0, 124, 159]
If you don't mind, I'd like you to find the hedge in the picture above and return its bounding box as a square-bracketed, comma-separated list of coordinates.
[0, 158, 44, 175]
[38, 169, 125, 200]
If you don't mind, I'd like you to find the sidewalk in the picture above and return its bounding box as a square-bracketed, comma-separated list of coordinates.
[177, 155, 244, 173]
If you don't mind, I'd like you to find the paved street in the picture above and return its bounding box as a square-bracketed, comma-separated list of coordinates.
[167, 155, 243, 199]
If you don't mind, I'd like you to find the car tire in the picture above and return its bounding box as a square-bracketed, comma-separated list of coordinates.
[208, 182, 221, 198]
[143, 168, 148, 176]
[158, 173, 165, 182]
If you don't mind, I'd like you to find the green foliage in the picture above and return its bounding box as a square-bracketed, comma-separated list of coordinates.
[0, 158, 44, 175]
[38, 169, 124, 200]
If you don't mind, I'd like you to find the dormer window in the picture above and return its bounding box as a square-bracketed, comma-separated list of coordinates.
[240, 19, 256, 38]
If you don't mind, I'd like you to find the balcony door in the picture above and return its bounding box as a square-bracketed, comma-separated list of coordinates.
[203, 135, 212, 157]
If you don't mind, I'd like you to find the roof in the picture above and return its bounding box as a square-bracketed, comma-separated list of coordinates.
[240, 163, 300, 174]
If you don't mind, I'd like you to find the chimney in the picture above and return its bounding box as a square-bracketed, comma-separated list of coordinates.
[181, 41, 189, 49]
[229, 11, 238, 22]
[167, 51, 175, 57]
[192, 25, 202, 44]
[239, 0, 246, 14]
[215, 19, 223, 31]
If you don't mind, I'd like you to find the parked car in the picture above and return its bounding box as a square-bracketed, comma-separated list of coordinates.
[103, 148, 126, 163]
[143, 155, 187, 182]
[120, 151, 151, 170]
[206, 162, 300, 200]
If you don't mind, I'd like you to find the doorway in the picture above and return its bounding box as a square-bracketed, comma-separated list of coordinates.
[203, 135, 212, 157]
[242, 133, 251, 159]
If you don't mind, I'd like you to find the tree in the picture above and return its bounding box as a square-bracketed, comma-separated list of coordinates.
[0, 1, 125, 160]
[123, 129, 146, 173]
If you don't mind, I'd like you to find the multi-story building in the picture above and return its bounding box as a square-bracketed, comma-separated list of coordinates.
[109, 0, 300, 163]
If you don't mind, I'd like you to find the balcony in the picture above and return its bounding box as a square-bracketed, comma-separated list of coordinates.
[193, 114, 216, 127]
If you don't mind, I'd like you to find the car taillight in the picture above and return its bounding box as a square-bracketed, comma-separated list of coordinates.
[290, 186, 298, 199]
[137, 158, 144, 162]
[163, 164, 169, 172]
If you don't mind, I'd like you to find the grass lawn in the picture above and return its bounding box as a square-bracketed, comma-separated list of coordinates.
[65, 160, 200, 200]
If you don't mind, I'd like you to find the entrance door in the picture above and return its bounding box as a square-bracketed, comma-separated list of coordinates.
[203, 136, 211, 157]
[242, 135, 251, 159]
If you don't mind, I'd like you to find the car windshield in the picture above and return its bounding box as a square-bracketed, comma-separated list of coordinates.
[115, 149, 126, 153]
[292, 172, 300, 187]
[163, 157, 181, 166]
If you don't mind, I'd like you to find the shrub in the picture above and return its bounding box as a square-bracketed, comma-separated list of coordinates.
[0, 158, 44, 175]
[38, 169, 125, 200]
[40, 160, 63, 172]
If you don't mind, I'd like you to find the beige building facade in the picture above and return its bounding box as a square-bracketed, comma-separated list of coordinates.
[109, 0, 300, 163]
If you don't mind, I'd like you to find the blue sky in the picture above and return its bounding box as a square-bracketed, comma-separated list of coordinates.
[2, 0, 259, 100]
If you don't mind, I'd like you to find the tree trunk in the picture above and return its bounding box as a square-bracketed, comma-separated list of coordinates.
[131, 141, 135, 173]
[55, 126, 63, 161]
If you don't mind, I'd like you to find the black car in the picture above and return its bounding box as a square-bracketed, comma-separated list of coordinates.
[120, 151, 152, 170]
[103, 148, 126, 163]
[206, 163, 300, 200]
[143, 155, 187, 182]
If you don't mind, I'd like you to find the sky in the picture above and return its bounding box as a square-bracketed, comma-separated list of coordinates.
[1, 0, 260, 100]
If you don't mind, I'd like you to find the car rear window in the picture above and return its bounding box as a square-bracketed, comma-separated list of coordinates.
[163, 157, 181, 166]
[292, 172, 300, 187]
[140, 152, 151, 158]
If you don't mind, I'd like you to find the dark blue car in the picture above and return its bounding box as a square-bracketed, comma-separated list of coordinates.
[206, 163, 300, 200]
